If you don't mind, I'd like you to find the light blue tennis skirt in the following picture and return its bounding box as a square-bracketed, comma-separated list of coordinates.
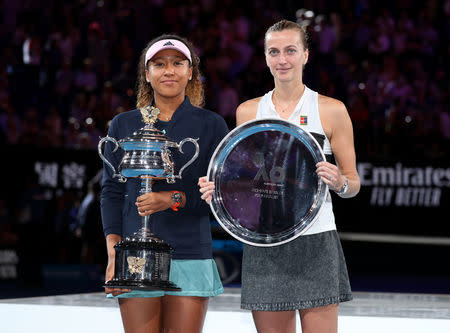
[107, 259, 224, 298]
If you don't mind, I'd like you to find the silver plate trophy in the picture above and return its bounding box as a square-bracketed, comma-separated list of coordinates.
[208, 118, 327, 247]
[98, 106, 199, 290]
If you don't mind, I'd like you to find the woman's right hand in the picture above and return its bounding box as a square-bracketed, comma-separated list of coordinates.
[105, 234, 131, 296]
[198, 176, 215, 203]
[105, 257, 131, 296]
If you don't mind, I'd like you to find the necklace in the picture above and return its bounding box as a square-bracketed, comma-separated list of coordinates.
[272, 85, 306, 114]
[158, 112, 173, 121]
[273, 94, 297, 113]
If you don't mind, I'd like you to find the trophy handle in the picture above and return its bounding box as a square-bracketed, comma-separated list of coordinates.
[175, 138, 200, 179]
[98, 136, 127, 183]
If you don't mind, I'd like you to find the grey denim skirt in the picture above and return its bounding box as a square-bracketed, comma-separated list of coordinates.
[241, 230, 352, 311]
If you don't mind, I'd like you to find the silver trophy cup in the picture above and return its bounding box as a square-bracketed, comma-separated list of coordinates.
[98, 106, 199, 290]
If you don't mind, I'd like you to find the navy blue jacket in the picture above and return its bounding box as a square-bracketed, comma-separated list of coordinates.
[100, 97, 229, 259]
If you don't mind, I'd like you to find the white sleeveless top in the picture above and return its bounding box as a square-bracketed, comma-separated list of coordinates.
[255, 85, 336, 235]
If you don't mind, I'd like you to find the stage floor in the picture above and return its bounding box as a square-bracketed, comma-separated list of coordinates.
[1, 288, 449, 332]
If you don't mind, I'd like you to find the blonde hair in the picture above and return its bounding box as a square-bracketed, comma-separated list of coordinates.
[264, 19, 309, 51]
[136, 34, 204, 109]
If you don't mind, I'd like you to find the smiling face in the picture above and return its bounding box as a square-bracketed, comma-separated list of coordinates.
[265, 29, 309, 84]
[145, 49, 193, 101]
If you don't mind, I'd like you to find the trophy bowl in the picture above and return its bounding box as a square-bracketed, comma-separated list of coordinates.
[207, 118, 328, 247]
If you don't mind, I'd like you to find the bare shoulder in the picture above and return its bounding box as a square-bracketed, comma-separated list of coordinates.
[318, 94, 347, 117]
[236, 97, 261, 125]
[237, 97, 261, 115]
[318, 93, 353, 139]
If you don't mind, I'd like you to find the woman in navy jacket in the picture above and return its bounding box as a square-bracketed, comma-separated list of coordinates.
[101, 34, 228, 333]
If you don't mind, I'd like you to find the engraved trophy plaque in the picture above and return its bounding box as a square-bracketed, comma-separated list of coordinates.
[98, 106, 199, 290]
[208, 118, 327, 247]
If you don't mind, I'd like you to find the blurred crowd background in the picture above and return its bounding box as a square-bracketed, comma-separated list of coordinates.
[0, 0, 449, 292]
[1, 0, 449, 154]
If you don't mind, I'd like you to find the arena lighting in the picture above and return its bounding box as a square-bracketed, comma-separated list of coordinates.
[296, 8, 306, 18]
[22, 38, 31, 64]
[296, 8, 320, 27]
[304, 10, 315, 18]
[69, 117, 80, 129]
[315, 14, 325, 23]
[85, 117, 93, 125]
[296, 9, 315, 19]
[358, 83, 366, 90]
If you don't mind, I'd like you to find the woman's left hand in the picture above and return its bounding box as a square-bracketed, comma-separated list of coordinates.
[316, 161, 346, 192]
[136, 191, 173, 216]
[198, 176, 215, 203]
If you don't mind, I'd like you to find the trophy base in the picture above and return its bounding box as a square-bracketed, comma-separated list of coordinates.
[104, 278, 181, 291]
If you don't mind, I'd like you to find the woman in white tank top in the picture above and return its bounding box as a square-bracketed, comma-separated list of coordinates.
[200, 20, 360, 333]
